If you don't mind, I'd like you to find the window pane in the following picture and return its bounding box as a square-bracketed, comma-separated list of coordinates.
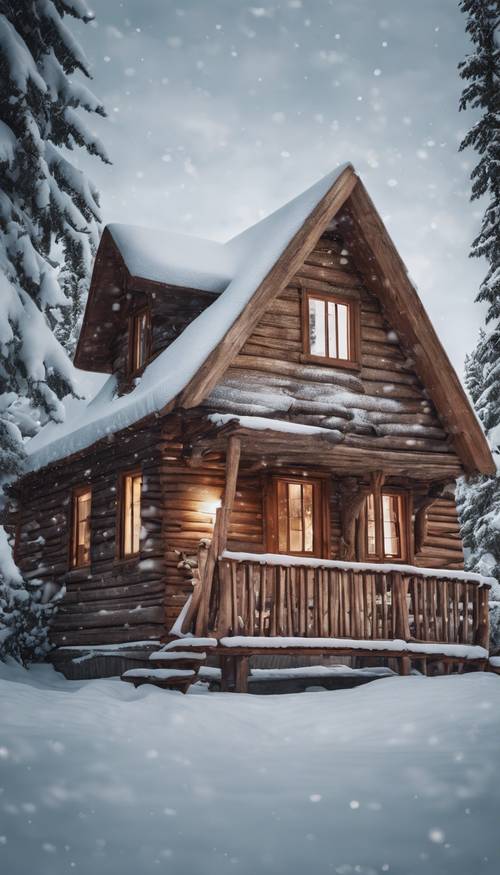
[277, 480, 289, 552]
[132, 311, 149, 371]
[302, 483, 314, 553]
[383, 495, 401, 558]
[123, 474, 141, 556]
[336, 303, 349, 360]
[366, 493, 377, 556]
[327, 301, 338, 359]
[288, 483, 303, 552]
[308, 297, 326, 357]
[73, 490, 91, 567]
[132, 474, 142, 554]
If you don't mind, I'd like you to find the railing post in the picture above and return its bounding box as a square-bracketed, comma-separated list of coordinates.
[477, 585, 490, 649]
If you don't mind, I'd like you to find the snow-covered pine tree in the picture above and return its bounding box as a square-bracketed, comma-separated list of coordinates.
[455, 0, 500, 647]
[0, 0, 108, 662]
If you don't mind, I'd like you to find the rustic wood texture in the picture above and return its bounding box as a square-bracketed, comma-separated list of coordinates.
[75, 229, 217, 383]
[339, 183, 494, 475]
[415, 498, 465, 571]
[196, 557, 489, 649]
[201, 229, 461, 470]
[178, 165, 358, 408]
[13, 420, 167, 647]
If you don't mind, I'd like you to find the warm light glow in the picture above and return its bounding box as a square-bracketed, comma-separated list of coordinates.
[202, 499, 222, 517]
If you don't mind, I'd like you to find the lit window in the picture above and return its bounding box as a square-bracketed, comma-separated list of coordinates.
[305, 292, 358, 365]
[382, 494, 402, 558]
[277, 479, 315, 554]
[71, 487, 91, 567]
[366, 492, 377, 557]
[130, 308, 150, 373]
[121, 472, 142, 557]
[365, 491, 405, 561]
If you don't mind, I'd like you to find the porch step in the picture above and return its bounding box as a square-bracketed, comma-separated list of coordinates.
[120, 636, 217, 693]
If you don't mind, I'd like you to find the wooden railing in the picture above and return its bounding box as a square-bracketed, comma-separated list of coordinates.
[192, 555, 490, 649]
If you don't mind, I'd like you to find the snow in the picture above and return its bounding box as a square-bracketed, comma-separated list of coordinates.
[0, 526, 22, 585]
[57, 640, 160, 652]
[108, 224, 235, 293]
[122, 668, 195, 680]
[222, 550, 497, 588]
[489, 656, 500, 668]
[200, 663, 396, 682]
[26, 165, 350, 472]
[219, 636, 488, 660]
[208, 412, 342, 437]
[149, 650, 207, 661]
[161, 636, 217, 651]
[1, 661, 500, 874]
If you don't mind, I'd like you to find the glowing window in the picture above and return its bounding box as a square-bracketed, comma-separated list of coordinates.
[365, 491, 405, 561]
[121, 472, 142, 557]
[277, 479, 315, 554]
[71, 487, 91, 567]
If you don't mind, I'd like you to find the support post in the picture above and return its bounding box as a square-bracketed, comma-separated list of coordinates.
[194, 436, 241, 637]
[399, 657, 411, 676]
[221, 655, 249, 693]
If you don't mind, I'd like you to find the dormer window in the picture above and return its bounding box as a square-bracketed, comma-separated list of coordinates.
[302, 290, 360, 369]
[129, 307, 151, 374]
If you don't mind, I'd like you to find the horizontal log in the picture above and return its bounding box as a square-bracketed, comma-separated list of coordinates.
[52, 605, 163, 631]
[50, 625, 162, 647]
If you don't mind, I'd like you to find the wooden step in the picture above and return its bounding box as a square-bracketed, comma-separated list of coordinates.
[149, 650, 207, 671]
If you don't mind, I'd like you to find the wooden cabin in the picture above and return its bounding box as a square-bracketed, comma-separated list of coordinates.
[9, 163, 496, 690]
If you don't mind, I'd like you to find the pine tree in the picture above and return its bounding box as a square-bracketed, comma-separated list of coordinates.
[0, 0, 108, 661]
[456, 0, 500, 645]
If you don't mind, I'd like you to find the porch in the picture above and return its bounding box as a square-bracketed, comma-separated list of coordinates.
[122, 431, 492, 692]
[162, 432, 491, 692]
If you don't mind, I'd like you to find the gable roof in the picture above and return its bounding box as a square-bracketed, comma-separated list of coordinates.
[27, 164, 494, 476]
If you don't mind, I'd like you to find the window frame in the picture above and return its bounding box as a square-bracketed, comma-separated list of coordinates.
[70, 485, 92, 569]
[265, 473, 329, 558]
[363, 489, 409, 563]
[117, 470, 143, 560]
[128, 306, 151, 376]
[301, 289, 361, 370]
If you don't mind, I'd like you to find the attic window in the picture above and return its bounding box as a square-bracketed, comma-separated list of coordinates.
[129, 307, 151, 374]
[302, 291, 360, 369]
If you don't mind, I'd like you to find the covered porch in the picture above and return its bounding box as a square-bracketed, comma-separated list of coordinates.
[163, 429, 492, 692]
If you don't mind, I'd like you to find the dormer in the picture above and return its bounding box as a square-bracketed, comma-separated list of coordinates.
[74, 224, 235, 390]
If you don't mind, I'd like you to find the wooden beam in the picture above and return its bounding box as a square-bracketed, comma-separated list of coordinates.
[218, 436, 242, 553]
[193, 437, 241, 636]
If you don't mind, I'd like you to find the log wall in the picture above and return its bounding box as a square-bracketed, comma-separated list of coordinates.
[201, 231, 461, 465]
[14, 420, 167, 647]
[415, 498, 464, 571]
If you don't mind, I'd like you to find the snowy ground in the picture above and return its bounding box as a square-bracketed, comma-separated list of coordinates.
[1, 664, 499, 875]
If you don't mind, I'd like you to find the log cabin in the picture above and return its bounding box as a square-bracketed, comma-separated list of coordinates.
[8, 163, 496, 691]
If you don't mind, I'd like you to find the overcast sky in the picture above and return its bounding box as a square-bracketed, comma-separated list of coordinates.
[75, 0, 487, 378]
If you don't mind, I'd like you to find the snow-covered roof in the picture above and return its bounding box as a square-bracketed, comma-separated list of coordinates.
[107, 224, 235, 294]
[24, 161, 494, 477]
[27, 164, 351, 471]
